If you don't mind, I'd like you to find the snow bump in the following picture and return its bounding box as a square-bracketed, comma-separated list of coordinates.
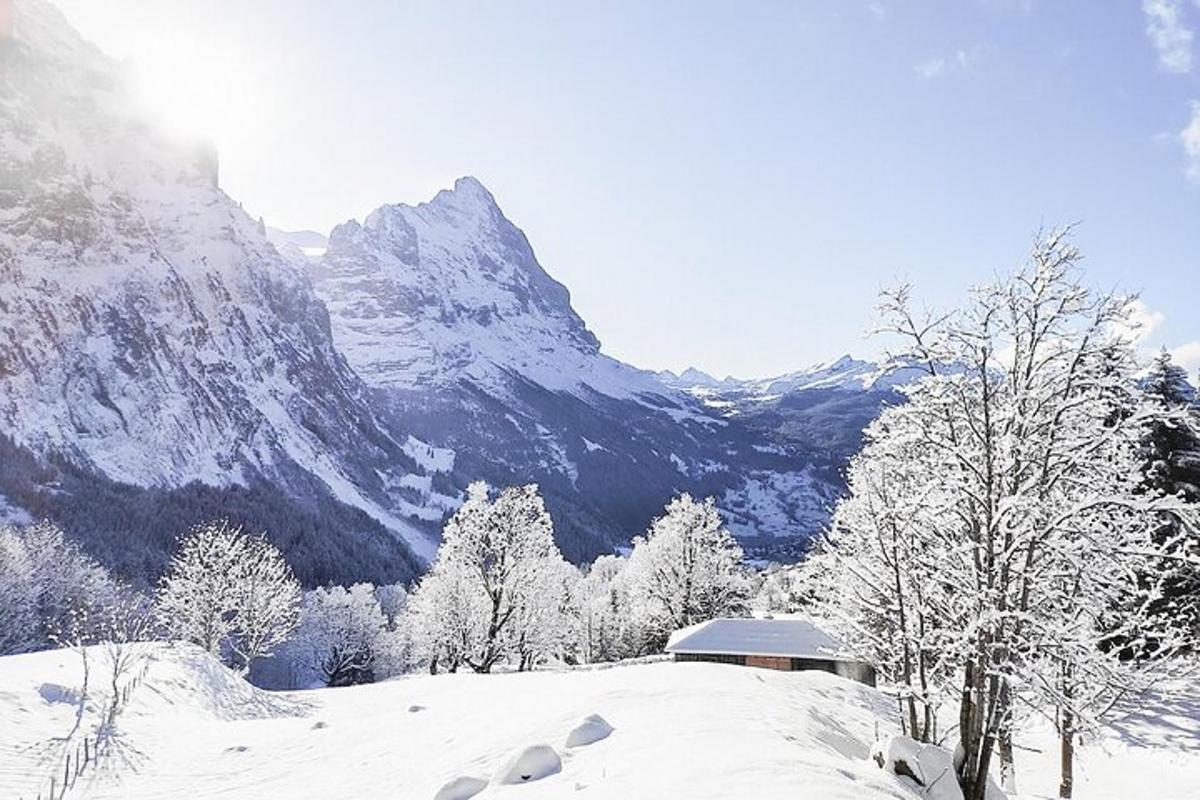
[493, 744, 563, 784]
[564, 713, 613, 748]
[433, 775, 487, 800]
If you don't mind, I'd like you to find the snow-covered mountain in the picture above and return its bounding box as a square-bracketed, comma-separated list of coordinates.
[304, 181, 895, 562]
[1, 0, 903, 580]
[0, 0, 445, 584]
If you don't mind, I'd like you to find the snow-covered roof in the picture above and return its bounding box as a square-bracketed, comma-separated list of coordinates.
[665, 618, 852, 661]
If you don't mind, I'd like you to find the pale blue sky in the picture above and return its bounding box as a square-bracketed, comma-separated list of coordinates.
[55, 0, 1200, 379]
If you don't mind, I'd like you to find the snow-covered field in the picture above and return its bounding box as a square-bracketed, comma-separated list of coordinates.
[0, 645, 1196, 800]
[1009, 680, 1200, 800]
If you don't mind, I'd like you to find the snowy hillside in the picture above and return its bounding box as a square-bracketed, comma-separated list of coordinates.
[0, 644, 902, 800]
[3, 645, 1197, 799]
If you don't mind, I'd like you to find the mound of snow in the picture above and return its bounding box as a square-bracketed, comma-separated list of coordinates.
[565, 713, 614, 747]
[434, 775, 488, 800]
[870, 736, 1003, 800]
[494, 744, 563, 784]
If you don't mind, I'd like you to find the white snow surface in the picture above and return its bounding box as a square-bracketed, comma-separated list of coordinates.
[2, 645, 1199, 799]
[1, 644, 910, 800]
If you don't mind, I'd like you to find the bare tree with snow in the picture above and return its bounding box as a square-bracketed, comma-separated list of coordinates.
[814, 230, 1200, 800]
[228, 537, 301, 673]
[98, 585, 155, 722]
[157, 521, 299, 671]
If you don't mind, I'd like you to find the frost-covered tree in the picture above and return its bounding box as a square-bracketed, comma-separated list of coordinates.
[0, 522, 116, 655]
[0, 526, 38, 654]
[624, 494, 751, 651]
[754, 563, 814, 615]
[814, 232, 1199, 800]
[803, 409, 955, 745]
[409, 556, 485, 673]
[157, 521, 299, 670]
[578, 555, 639, 662]
[228, 537, 301, 673]
[375, 583, 409, 632]
[293, 583, 386, 686]
[157, 522, 248, 656]
[408, 482, 573, 673]
[509, 558, 581, 671]
[1133, 349, 1200, 646]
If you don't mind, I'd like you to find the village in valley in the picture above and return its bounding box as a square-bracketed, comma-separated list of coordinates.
[2, 1, 1200, 799]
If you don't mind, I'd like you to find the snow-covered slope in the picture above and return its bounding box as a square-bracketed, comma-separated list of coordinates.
[0, 644, 907, 800]
[4, 645, 1197, 799]
[0, 0, 441, 581]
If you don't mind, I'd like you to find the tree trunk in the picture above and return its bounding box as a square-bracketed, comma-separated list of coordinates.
[999, 680, 1016, 794]
[957, 660, 980, 789]
[1059, 707, 1074, 799]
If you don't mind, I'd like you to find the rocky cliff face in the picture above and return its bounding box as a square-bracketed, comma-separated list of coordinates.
[0, 0, 442, 584]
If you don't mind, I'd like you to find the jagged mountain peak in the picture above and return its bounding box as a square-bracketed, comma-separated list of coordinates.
[313, 179, 632, 395]
[428, 175, 499, 213]
[360, 175, 501, 235]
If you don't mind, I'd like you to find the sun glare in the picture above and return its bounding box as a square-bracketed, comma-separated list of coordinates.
[126, 37, 265, 152]
[53, 2, 271, 154]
